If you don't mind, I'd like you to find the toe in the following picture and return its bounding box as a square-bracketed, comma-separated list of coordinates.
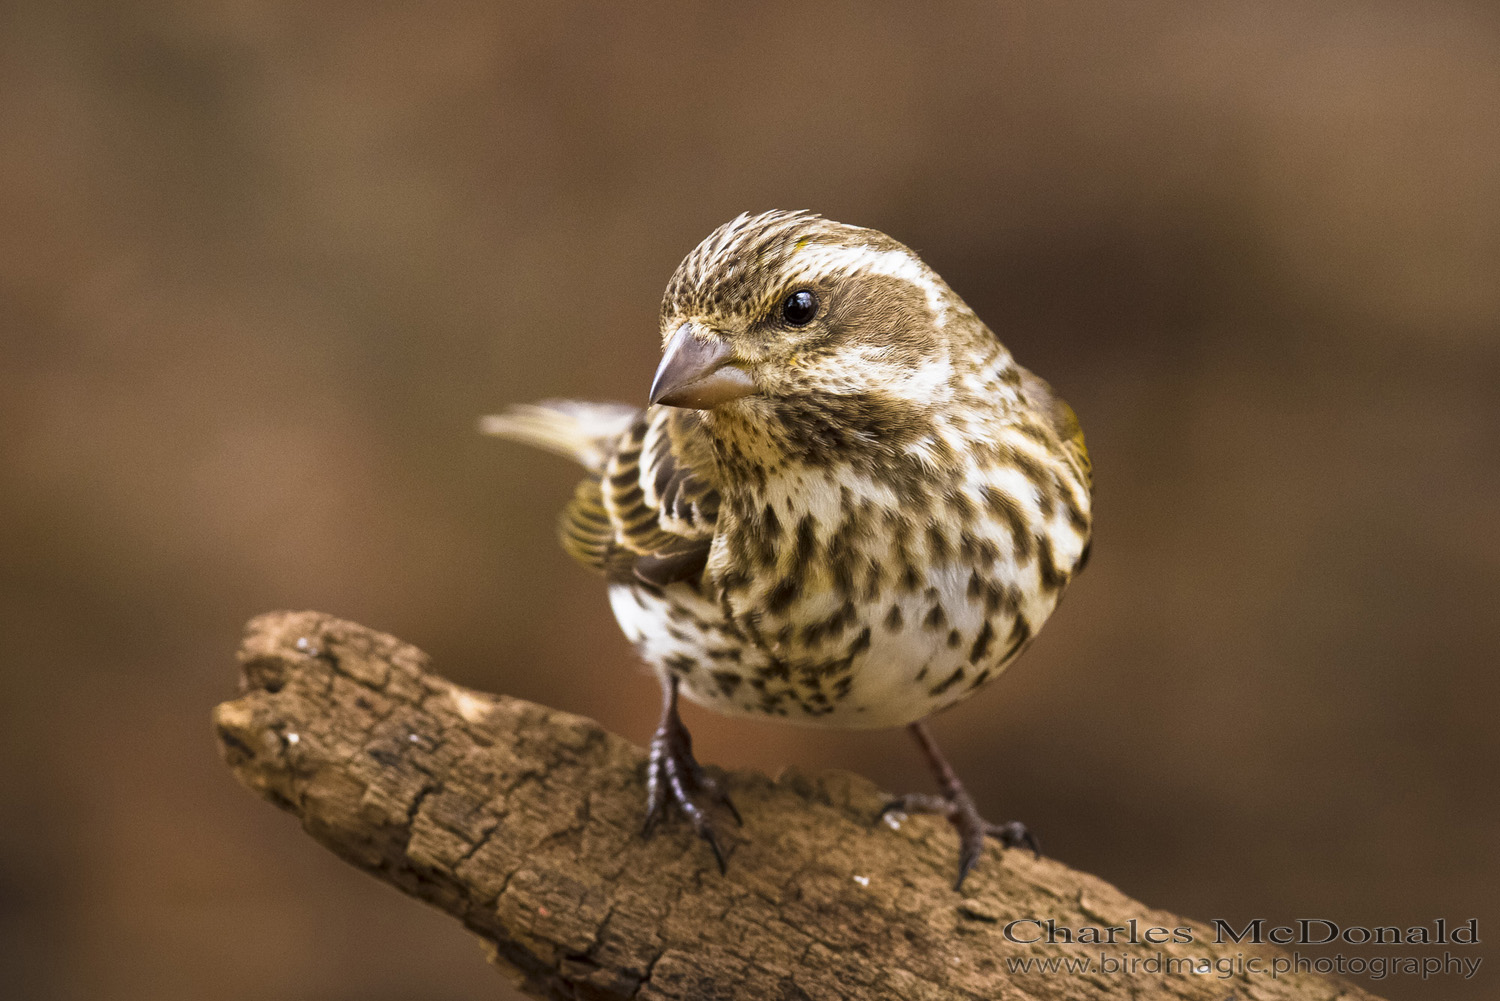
[878, 793, 952, 818]
[880, 786, 1039, 886]
[720, 789, 744, 827]
[954, 826, 988, 890]
[640, 730, 739, 871]
[988, 820, 1041, 858]
[698, 772, 743, 826]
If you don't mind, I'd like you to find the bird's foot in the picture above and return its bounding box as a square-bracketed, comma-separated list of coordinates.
[642, 702, 742, 873]
[881, 721, 1040, 889]
[880, 790, 1038, 889]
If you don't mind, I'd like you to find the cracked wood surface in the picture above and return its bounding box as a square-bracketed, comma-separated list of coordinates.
[213, 611, 1384, 1001]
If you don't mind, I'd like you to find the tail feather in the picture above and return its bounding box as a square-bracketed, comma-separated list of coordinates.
[479, 400, 639, 474]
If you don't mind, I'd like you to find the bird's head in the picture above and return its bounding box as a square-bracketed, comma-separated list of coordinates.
[649, 211, 1000, 415]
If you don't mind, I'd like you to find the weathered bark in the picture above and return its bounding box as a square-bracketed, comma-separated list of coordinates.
[213, 611, 1383, 1001]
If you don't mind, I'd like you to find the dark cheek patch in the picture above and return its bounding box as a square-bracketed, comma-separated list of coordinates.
[824, 275, 932, 365]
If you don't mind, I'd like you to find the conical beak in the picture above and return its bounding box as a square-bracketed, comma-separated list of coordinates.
[649, 325, 758, 409]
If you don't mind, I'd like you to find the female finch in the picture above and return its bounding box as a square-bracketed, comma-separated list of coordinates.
[484, 210, 1092, 888]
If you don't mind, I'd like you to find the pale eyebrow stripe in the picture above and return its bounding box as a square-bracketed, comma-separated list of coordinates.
[790, 244, 948, 323]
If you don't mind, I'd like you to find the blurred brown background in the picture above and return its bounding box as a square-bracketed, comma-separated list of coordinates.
[2, 2, 1497, 999]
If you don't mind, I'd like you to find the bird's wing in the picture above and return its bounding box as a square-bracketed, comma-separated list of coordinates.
[479, 400, 639, 475]
[561, 406, 722, 586]
[1018, 368, 1092, 489]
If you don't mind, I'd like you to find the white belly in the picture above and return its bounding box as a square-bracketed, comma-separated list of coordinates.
[608, 559, 1055, 730]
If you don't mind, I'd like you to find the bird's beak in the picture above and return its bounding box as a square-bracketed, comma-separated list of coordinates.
[648, 324, 758, 409]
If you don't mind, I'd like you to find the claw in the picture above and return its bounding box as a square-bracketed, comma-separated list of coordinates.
[881, 722, 1040, 889]
[641, 675, 740, 873]
[956, 829, 985, 890]
[988, 819, 1040, 858]
[710, 777, 744, 827]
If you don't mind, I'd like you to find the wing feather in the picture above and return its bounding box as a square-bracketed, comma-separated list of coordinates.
[1018, 368, 1092, 488]
[558, 405, 721, 585]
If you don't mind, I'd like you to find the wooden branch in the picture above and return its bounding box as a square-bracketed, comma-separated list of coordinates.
[213, 611, 1383, 1001]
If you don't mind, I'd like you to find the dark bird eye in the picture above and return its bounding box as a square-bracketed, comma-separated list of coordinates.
[781, 289, 818, 326]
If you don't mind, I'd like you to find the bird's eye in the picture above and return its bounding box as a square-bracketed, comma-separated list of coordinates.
[781, 289, 818, 326]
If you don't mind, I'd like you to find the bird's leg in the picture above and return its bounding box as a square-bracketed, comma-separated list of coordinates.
[879, 720, 1039, 889]
[642, 672, 742, 873]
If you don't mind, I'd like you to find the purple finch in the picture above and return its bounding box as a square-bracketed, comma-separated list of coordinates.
[484, 210, 1092, 888]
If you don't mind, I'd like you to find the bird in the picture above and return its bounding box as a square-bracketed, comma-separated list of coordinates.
[482, 210, 1092, 889]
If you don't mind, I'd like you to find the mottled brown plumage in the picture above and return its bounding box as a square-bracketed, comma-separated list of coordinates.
[484, 210, 1093, 886]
